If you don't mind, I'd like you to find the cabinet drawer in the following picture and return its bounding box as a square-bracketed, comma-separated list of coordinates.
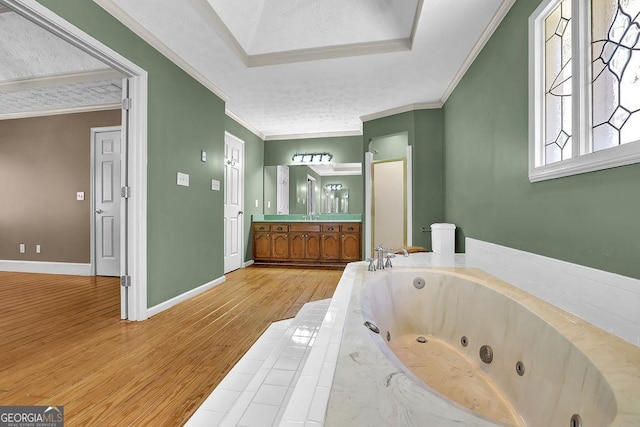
[290, 223, 320, 232]
[321, 224, 340, 232]
[271, 224, 289, 232]
[341, 223, 361, 233]
[253, 223, 269, 232]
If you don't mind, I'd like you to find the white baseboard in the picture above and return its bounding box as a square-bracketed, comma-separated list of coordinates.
[0, 260, 91, 275]
[465, 238, 640, 347]
[243, 260, 254, 268]
[147, 276, 226, 318]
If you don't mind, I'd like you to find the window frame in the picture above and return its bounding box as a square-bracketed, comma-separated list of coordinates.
[528, 0, 640, 182]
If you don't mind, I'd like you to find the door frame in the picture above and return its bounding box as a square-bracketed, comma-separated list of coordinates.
[224, 131, 245, 273]
[90, 126, 122, 277]
[5, 0, 149, 320]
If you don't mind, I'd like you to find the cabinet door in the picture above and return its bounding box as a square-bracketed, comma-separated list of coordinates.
[306, 233, 321, 260]
[271, 233, 290, 259]
[254, 233, 271, 259]
[341, 233, 361, 261]
[320, 233, 341, 260]
[290, 233, 306, 259]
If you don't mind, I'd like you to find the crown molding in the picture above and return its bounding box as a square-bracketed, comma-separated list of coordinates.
[265, 129, 363, 141]
[0, 69, 122, 93]
[93, 0, 229, 102]
[439, 0, 516, 104]
[360, 102, 442, 122]
[225, 108, 265, 140]
[0, 103, 120, 121]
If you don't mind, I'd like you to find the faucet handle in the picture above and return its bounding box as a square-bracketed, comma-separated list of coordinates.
[366, 258, 376, 271]
[384, 253, 396, 268]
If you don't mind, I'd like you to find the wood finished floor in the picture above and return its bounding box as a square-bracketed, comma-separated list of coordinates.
[0, 266, 342, 426]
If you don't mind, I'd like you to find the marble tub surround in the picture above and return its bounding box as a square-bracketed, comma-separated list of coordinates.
[325, 259, 640, 426]
[363, 268, 640, 426]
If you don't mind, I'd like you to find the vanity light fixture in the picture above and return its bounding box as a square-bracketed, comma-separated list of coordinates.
[326, 184, 342, 191]
[291, 152, 333, 164]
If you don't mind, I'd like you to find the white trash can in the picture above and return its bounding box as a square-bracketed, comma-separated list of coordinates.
[431, 223, 456, 254]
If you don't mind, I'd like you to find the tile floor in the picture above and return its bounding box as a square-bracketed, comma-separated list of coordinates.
[185, 299, 331, 427]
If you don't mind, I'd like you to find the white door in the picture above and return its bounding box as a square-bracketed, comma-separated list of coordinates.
[94, 128, 121, 276]
[224, 132, 244, 273]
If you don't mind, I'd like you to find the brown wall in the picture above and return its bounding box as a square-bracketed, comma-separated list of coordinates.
[0, 110, 121, 263]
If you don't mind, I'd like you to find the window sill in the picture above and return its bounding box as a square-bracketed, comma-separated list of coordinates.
[529, 141, 640, 182]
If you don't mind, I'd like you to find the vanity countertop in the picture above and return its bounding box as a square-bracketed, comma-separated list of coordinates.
[252, 214, 362, 223]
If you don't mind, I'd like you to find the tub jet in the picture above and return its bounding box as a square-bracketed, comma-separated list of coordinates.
[413, 277, 426, 289]
[570, 414, 582, 427]
[364, 321, 380, 334]
[479, 345, 493, 364]
[416, 336, 427, 343]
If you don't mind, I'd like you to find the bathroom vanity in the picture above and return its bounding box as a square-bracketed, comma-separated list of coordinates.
[252, 215, 362, 266]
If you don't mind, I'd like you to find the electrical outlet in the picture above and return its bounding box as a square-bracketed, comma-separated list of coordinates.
[36, 244, 41, 254]
[77, 191, 85, 201]
[19, 243, 25, 253]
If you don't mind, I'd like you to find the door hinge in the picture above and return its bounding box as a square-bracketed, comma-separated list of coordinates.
[122, 98, 132, 110]
[121, 186, 132, 198]
[120, 275, 132, 288]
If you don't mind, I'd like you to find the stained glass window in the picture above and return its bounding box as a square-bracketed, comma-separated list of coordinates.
[591, 0, 640, 151]
[544, 0, 573, 164]
[531, 0, 640, 180]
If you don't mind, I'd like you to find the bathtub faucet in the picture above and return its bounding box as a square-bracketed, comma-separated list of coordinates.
[374, 245, 409, 270]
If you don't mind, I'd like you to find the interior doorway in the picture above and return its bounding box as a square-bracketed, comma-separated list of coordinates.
[365, 136, 413, 259]
[4, 0, 148, 320]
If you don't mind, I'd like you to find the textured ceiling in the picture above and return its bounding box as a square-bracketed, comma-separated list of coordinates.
[99, 0, 512, 139]
[0, 10, 122, 116]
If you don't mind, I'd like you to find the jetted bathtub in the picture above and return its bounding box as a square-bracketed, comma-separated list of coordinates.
[326, 266, 640, 426]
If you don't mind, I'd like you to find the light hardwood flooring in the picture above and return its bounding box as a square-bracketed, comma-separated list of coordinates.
[0, 266, 342, 426]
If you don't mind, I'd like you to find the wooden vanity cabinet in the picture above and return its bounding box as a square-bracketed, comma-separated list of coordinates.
[340, 223, 361, 261]
[253, 221, 361, 266]
[289, 224, 321, 261]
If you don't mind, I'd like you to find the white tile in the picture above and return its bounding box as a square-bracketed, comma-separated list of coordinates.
[238, 403, 279, 427]
[308, 387, 331, 422]
[273, 356, 301, 371]
[233, 358, 263, 375]
[184, 409, 226, 427]
[305, 421, 323, 427]
[252, 384, 288, 406]
[200, 389, 240, 412]
[279, 421, 304, 427]
[220, 390, 256, 427]
[281, 376, 316, 422]
[245, 367, 270, 392]
[318, 363, 335, 388]
[218, 372, 253, 392]
[264, 369, 296, 387]
[281, 345, 307, 358]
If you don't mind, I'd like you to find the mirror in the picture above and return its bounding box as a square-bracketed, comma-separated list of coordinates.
[264, 163, 362, 215]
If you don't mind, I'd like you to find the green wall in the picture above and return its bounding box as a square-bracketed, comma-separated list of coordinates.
[36, 0, 227, 306]
[443, 0, 640, 279]
[363, 109, 445, 250]
[225, 117, 264, 262]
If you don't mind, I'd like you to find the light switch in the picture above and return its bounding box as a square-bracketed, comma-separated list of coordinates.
[36, 244, 41, 254]
[77, 192, 85, 201]
[201, 150, 207, 162]
[211, 179, 220, 191]
[177, 172, 190, 187]
[19, 243, 25, 253]
[255, 199, 259, 208]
